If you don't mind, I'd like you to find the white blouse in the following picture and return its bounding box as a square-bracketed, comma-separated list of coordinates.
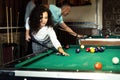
[33, 26, 62, 49]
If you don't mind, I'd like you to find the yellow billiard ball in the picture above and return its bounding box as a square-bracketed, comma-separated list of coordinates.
[81, 45, 85, 49]
[90, 48, 95, 53]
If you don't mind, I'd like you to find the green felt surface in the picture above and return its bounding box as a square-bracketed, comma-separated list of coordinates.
[15, 45, 120, 72]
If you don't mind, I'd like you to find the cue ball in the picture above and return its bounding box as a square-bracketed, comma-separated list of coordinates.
[81, 45, 85, 49]
[112, 57, 119, 64]
[94, 62, 102, 70]
[56, 52, 61, 55]
[24, 78, 27, 80]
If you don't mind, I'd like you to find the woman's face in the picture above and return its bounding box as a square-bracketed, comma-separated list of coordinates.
[40, 11, 48, 27]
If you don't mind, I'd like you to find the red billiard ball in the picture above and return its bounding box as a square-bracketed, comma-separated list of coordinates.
[105, 35, 109, 38]
[65, 45, 69, 49]
[76, 48, 80, 53]
[86, 47, 90, 52]
[94, 62, 102, 70]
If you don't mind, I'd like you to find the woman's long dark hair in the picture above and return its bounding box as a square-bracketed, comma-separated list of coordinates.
[29, 5, 53, 34]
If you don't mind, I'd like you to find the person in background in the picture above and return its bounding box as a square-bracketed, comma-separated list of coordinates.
[24, 0, 35, 21]
[25, 0, 42, 21]
[24, 0, 41, 54]
[29, 5, 69, 56]
[25, 0, 41, 40]
[25, 3, 84, 41]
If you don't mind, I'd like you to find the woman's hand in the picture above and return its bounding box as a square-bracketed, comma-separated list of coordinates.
[61, 51, 70, 56]
[58, 47, 70, 56]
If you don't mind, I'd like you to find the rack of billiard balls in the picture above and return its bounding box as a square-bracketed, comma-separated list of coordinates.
[86, 46, 105, 53]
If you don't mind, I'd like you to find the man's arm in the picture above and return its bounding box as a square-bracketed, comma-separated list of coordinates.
[25, 17, 31, 41]
[25, 30, 31, 41]
[59, 22, 83, 38]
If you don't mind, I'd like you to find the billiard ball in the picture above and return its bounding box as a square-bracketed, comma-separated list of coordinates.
[97, 47, 103, 52]
[95, 47, 98, 52]
[101, 47, 105, 51]
[98, 47, 104, 52]
[24, 78, 27, 80]
[56, 52, 61, 55]
[90, 47, 95, 53]
[105, 35, 109, 38]
[65, 45, 69, 49]
[76, 48, 80, 53]
[86, 47, 90, 52]
[81, 45, 85, 49]
[94, 62, 102, 70]
[90, 49, 95, 53]
[97, 47, 100, 51]
[89, 36, 92, 38]
[56, 52, 65, 56]
[90, 47, 94, 49]
[112, 57, 119, 64]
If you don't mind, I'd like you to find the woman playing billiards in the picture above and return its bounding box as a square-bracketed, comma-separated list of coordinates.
[29, 5, 69, 56]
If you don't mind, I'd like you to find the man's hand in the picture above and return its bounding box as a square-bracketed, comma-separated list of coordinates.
[77, 34, 84, 38]
[25, 30, 31, 41]
[26, 34, 31, 41]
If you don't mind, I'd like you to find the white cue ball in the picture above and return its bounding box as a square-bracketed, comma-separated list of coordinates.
[24, 78, 27, 80]
[81, 45, 85, 49]
[112, 57, 119, 64]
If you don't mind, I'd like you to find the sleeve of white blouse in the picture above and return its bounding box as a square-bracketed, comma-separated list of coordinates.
[25, 17, 30, 30]
[48, 27, 62, 49]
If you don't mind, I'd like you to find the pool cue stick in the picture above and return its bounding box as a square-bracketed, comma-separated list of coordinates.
[10, 7, 14, 60]
[6, 6, 10, 44]
[16, 12, 19, 36]
[10, 7, 13, 43]
[58, 27, 87, 45]
[15, 12, 19, 42]
[30, 37, 57, 52]
[58, 27, 87, 38]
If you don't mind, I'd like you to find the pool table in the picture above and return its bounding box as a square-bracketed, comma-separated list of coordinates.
[15, 45, 120, 72]
[1, 36, 120, 80]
